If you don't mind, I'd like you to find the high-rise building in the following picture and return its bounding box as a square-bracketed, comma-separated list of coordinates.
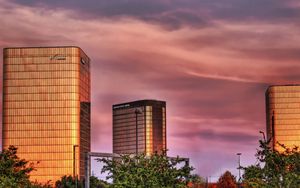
[2, 46, 90, 183]
[266, 85, 300, 152]
[113, 100, 166, 156]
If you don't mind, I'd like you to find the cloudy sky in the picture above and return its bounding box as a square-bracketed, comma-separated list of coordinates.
[1, 0, 300, 179]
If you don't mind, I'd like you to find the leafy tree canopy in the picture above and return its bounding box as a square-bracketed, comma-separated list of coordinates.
[55, 175, 110, 188]
[55, 175, 83, 188]
[90, 175, 110, 188]
[216, 171, 237, 188]
[0, 145, 51, 188]
[98, 152, 198, 188]
[0, 145, 34, 187]
[243, 139, 300, 188]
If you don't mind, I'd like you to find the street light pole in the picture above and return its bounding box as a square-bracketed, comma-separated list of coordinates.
[237, 153, 242, 187]
[259, 131, 266, 141]
[135, 109, 142, 155]
[73, 145, 79, 188]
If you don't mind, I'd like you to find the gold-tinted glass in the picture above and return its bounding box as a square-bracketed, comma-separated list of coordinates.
[2, 47, 90, 184]
[113, 101, 166, 156]
[113, 107, 146, 154]
[266, 85, 300, 152]
[145, 106, 153, 156]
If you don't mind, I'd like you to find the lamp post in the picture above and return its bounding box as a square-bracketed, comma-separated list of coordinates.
[237, 153, 242, 187]
[135, 109, 142, 155]
[259, 131, 266, 141]
[73, 145, 79, 188]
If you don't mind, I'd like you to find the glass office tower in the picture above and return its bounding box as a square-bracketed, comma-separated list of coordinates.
[2, 46, 90, 183]
[266, 85, 300, 152]
[113, 100, 166, 156]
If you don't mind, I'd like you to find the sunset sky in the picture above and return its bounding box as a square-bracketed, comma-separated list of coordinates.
[1, 0, 300, 180]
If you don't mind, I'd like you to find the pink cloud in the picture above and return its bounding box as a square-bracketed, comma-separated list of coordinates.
[0, 0, 300, 178]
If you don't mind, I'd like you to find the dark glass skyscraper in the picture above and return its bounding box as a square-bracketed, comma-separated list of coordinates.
[266, 85, 300, 152]
[2, 46, 90, 183]
[113, 100, 166, 155]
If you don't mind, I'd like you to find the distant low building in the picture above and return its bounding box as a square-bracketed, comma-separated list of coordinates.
[265, 85, 300, 151]
[112, 99, 166, 155]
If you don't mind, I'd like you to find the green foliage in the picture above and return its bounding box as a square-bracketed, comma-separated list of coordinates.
[55, 175, 110, 188]
[55, 175, 83, 188]
[0, 145, 51, 188]
[90, 176, 110, 188]
[0, 176, 20, 188]
[0, 145, 34, 187]
[191, 174, 205, 185]
[98, 152, 195, 188]
[243, 139, 300, 188]
[216, 171, 237, 188]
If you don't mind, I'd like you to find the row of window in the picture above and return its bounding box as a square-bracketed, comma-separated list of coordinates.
[113, 149, 145, 154]
[276, 130, 300, 136]
[4, 138, 79, 145]
[268, 109, 300, 114]
[275, 125, 300, 128]
[113, 123, 146, 130]
[272, 114, 300, 119]
[4, 78, 79, 86]
[3, 123, 79, 131]
[30, 160, 76, 168]
[113, 107, 145, 115]
[17, 152, 75, 160]
[274, 141, 300, 146]
[4, 107, 79, 116]
[4, 47, 80, 56]
[113, 118, 147, 125]
[9, 144, 76, 153]
[268, 86, 300, 92]
[4, 85, 79, 94]
[3, 130, 78, 138]
[113, 123, 145, 130]
[273, 120, 300, 126]
[273, 103, 300, 108]
[4, 93, 80, 101]
[275, 136, 300, 140]
[5, 63, 79, 72]
[114, 145, 145, 151]
[268, 92, 300, 98]
[29, 167, 74, 176]
[4, 71, 79, 79]
[113, 128, 145, 138]
[114, 115, 152, 121]
[5, 100, 78, 109]
[113, 135, 146, 143]
[268, 98, 300, 103]
[275, 114, 300, 121]
[4, 115, 79, 123]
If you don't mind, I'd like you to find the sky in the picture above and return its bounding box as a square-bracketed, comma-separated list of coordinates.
[1, 0, 300, 180]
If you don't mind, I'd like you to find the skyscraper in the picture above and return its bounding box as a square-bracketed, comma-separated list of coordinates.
[113, 100, 166, 156]
[266, 85, 300, 152]
[2, 46, 90, 183]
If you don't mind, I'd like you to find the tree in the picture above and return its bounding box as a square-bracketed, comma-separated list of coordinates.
[55, 175, 83, 188]
[216, 171, 237, 188]
[188, 174, 205, 188]
[243, 139, 300, 188]
[0, 145, 52, 188]
[0, 145, 34, 187]
[90, 175, 110, 188]
[98, 152, 195, 188]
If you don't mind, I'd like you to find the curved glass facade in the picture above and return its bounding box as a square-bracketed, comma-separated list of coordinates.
[266, 85, 300, 152]
[2, 47, 90, 183]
